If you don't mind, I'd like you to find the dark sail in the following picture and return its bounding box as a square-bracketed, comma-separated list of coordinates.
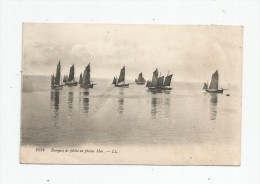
[203, 82, 208, 90]
[157, 76, 164, 86]
[146, 80, 151, 87]
[118, 66, 125, 83]
[163, 74, 172, 86]
[150, 69, 158, 87]
[68, 64, 75, 82]
[209, 70, 219, 90]
[55, 61, 61, 85]
[79, 73, 83, 85]
[83, 63, 91, 85]
[112, 77, 116, 84]
[137, 72, 146, 82]
[51, 74, 55, 85]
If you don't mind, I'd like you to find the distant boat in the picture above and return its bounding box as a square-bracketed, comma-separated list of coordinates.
[135, 72, 146, 85]
[204, 70, 223, 93]
[65, 64, 78, 86]
[115, 66, 129, 87]
[80, 63, 95, 89]
[203, 82, 208, 90]
[146, 80, 151, 87]
[148, 69, 173, 90]
[79, 73, 83, 85]
[51, 61, 63, 90]
[112, 77, 116, 84]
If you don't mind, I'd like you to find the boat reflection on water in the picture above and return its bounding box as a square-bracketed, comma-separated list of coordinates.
[209, 93, 218, 120]
[151, 97, 163, 119]
[118, 88, 124, 114]
[82, 91, 90, 115]
[50, 90, 60, 118]
[68, 92, 74, 112]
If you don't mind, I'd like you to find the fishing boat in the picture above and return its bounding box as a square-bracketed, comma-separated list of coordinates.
[204, 70, 223, 93]
[79, 73, 83, 85]
[148, 68, 160, 91]
[65, 64, 78, 86]
[112, 77, 116, 84]
[160, 74, 173, 90]
[146, 80, 151, 87]
[135, 72, 146, 85]
[115, 66, 129, 87]
[203, 82, 208, 90]
[51, 61, 63, 90]
[80, 63, 95, 89]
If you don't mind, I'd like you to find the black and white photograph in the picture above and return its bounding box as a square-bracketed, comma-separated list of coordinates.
[21, 23, 242, 165]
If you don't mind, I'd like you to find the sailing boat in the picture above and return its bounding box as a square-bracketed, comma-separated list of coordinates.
[80, 63, 94, 89]
[115, 66, 129, 87]
[65, 64, 78, 86]
[135, 72, 146, 85]
[112, 77, 116, 84]
[148, 68, 160, 90]
[160, 74, 173, 90]
[204, 70, 223, 93]
[202, 82, 208, 90]
[146, 80, 151, 87]
[79, 73, 83, 85]
[51, 61, 63, 90]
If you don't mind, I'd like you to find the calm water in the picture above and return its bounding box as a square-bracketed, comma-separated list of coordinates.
[21, 76, 241, 147]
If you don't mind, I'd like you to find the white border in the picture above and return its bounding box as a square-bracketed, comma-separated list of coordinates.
[0, 0, 259, 184]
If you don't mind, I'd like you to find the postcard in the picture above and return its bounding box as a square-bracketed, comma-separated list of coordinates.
[21, 23, 242, 165]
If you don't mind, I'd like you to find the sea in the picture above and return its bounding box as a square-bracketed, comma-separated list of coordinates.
[21, 75, 241, 148]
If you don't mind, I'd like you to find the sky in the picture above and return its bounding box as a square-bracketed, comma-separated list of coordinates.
[22, 23, 243, 87]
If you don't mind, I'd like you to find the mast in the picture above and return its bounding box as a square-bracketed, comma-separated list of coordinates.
[150, 69, 158, 87]
[157, 76, 164, 86]
[163, 74, 172, 86]
[118, 66, 125, 84]
[55, 61, 61, 85]
[68, 64, 75, 82]
[209, 70, 219, 90]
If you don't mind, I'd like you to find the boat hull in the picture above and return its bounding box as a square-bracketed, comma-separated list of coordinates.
[65, 82, 78, 87]
[51, 85, 63, 90]
[160, 86, 172, 90]
[148, 87, 162, 91]
[115, 83, 129, 87]
[80, 83, 94, 89]
[135, 82, 146, 85]
[206, 89, 223, 93]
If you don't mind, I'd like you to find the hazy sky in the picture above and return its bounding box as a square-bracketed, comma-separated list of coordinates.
[23, 23, 243, 87]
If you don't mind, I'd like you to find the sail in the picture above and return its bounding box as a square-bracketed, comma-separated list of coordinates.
[118, 66, 125, 83]
[112, 77, 116, 84]
[157, 76, 164, 86]
[68, 64, 75, 82]
[163, 74, 172, 86]
[82, 63, 91, 85]
[55, 61, 61, 85]
[203, 82, 208, 90]
[209, 70, 219, 89]
[79, 73, 83, 85]
[51, 74, 54, 85]
[150, 69, 158, 87]
[137, 72, 146, 82]
[146, 80, 151, 87]
[138, 73, 142, 82]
